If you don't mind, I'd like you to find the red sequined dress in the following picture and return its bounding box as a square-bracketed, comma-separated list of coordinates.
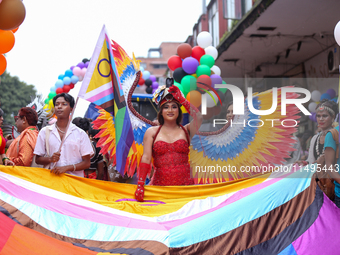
[150, 125, 194, 186]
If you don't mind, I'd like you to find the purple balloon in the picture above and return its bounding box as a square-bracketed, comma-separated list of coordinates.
[70, 66, 75, 70]
[310, 112, 317, 122]
[85, 62, 89, 68]
[152, 88, 157, 93]
[210, 74, 223, 88]
[326, 88, 336, 98]
[152, 81, 159, 89]
[149, 75, 156, 82]
[77, 62, 85, 69]
[182, 57, 199, 74]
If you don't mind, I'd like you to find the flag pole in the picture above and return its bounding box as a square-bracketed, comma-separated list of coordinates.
[50, 97, 79, 169]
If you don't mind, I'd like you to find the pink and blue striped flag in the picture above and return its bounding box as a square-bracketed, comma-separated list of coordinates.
[78, 25, 134, 175]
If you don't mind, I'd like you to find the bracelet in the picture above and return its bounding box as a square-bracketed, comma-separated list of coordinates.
[73, 164, 76, 171]
[2, 157, 9, 163]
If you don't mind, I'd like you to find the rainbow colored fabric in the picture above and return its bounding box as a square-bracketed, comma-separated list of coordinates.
[78, 25, 134, 175]
[0, 165, 339, 254]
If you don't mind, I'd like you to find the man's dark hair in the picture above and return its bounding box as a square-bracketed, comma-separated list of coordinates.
[53, 93, 75, 108]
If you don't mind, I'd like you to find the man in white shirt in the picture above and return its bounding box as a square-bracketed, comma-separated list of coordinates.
[34, 93, 94, 177]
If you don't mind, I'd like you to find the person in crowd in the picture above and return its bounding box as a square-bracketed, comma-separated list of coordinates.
[226, 102, 234, 122]
[72, 117, 105, 180]
[34, 93, 93, 177]
[298, 100, 338, 166]
[135, 79, 202, 202]
[324, 122, 340, 208]
[0, 108, 13, 166]
[6, 107, 39, 166]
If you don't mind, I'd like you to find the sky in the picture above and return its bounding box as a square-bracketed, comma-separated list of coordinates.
[5, 0, 204, 117]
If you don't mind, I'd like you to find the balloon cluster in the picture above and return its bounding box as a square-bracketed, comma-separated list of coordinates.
[167, 31, 226, 118]
[43, 58, 90, 112]
[0, 0, 26, 75]
[138, 66, 159, 94]
[308, 89, 338, 122]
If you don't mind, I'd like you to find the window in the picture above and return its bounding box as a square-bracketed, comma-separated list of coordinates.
[152, 64, 168, 69]
[208, 0, 219, 46]
[223, 0, 253, 30]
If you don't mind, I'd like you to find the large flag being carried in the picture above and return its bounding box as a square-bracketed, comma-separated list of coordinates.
[0, 165, 340, 254]
[78, 25, 134, 175]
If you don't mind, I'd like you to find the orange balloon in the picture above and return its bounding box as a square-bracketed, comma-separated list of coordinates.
[0, 0, 26, 30]
[0, 54, 7, 75]
[0, 29, 15, 54]
[186, 90, 202, 108]
[11, 27, 19, 33]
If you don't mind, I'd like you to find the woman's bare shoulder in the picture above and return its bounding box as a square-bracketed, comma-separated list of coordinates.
[145, 126, 159, 137]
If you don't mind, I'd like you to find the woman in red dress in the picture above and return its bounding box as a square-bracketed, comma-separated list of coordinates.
[135, 79, 202, 202]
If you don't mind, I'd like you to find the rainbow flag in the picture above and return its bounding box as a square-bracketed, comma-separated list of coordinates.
[78, 25, 134, 175]
[0, 165, 340, 254]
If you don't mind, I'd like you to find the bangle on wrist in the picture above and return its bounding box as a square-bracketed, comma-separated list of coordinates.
[2, 157, 9, 163]
[73, 164, 76, 171]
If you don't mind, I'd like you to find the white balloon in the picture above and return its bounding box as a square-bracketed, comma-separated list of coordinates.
[197, 31, 212, 48]
[206, 91, 218, 108]
[210, 65, 221, 76]
[205, 46, 218, 60]
[311, 90, 321, 102]
[334, 21, 340, 46]
[308, 102, 317, 113]
[78, 76, 84, 81]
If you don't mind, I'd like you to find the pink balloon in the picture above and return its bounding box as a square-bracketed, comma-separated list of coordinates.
[80, 68, 87, 77]
[78, 76, 84, 81]
[73, 66, 82, 76]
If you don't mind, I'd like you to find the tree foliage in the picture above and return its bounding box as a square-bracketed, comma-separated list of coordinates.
[0, 71, 37, 124]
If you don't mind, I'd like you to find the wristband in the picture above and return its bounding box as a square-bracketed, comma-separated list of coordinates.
[73, 164, 76, 171]
[2, 157, 9, 163]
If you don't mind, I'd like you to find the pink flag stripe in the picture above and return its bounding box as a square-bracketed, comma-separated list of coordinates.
[0, 178, 166, 231]
[86, 87, 114, 103]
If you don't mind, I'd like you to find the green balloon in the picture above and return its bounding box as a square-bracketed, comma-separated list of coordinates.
[44, 98, 49, 104]
[174, 82, 186, 96]
[218, 81, 228, 93]
[196, 65, 211, 77]
[200, 55, 215, 68]
[181, 75, 197, 94]
[48, 91, 57, 100]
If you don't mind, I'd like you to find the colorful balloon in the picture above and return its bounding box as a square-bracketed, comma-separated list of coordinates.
[149, 75, 156, 82]
[210, 65, 221, 76]
[182, 57, 199, 74]
[326, 88, 336, 98]
[197, 31, 212, 48]
[72, 66, 82, 76]
[71, 75, 79, 84]
[173, 67, 187, 84]
[205, 46, 218, 60]
[167, 55, 182, 71]
[63, 85, 71, 93]
[196, 65, 211, 77]
[48, 91, 57, 100]
[0, 30, 15, 54]
[138, 78, 145, 85]
[210, 74, 223, 88]
[177, 43, 192, 59]
[56, 88, 64, 94]
[55, 79, 64, 88]
[191, 46, 205, 61]
[64, 69, 73, 78]
[200, 55, 215, 68]
[63, 77, 71, 85]
[0, 0, 26, 30]
[181, 75, 197, 94]
[0, 54, 6, 75]
[311, 90, 321, 102]
[197, 75, 212, 89]
[143, 71, 150, 80]
[186, 91, 202, 108]
[320, 93, 331, 100]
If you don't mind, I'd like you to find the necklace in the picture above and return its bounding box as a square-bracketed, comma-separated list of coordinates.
[56, 124, 65, 134]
